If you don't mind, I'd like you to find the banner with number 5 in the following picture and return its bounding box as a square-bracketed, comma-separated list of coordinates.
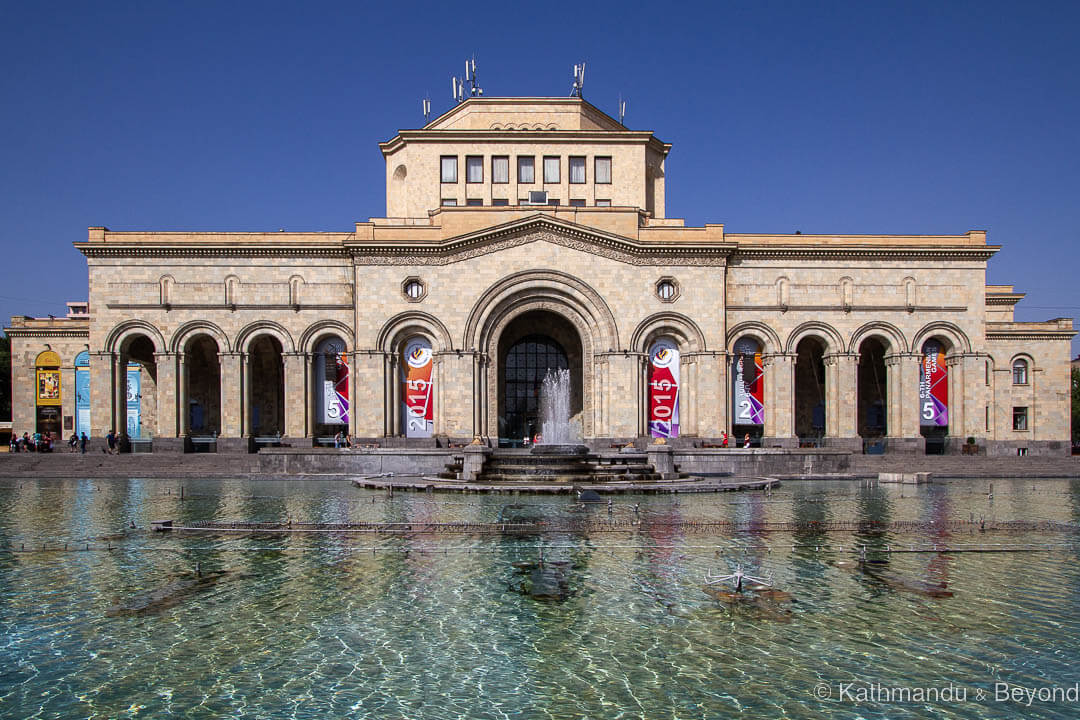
[919, 340, 948, 427]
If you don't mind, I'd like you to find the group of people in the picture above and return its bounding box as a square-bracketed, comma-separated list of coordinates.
[718, 431, 754, 449]
[9, 431, 57, 453]
[332, 431, 353, 449]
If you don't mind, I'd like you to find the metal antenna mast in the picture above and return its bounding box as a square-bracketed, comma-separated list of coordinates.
[570, 62, 585, 98]
[618, 94, 626, 125]
[451, 56, 483, 104]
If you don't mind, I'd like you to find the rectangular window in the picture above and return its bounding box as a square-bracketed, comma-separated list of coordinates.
[440, 156, 457, 183]
[543, 156, 560, 184]
[985, 405, 990, 431]
[466, 156, 483, 183]
[466, 198, 483, 206]
[569, 198, 586, 207]
[1012, 361, 1028, 385]
[595, 156, 612, 184]
[1012, 406, 1028, 431]
[569, 156, 586, 184]
[517, 156, 534, 184]
[492, 198, 509, 206]
[492, 156, 509, 184]
[441, 198, 457, 207]
[547, 198, 560, 206]
[595, 199, 611, 207]
[985, 360, 990, 385]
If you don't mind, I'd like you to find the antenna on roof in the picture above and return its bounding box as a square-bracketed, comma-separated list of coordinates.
[570, 62, 585, 98]
[452, 56, 482, 104]
[618, 94, 626, 125]
[422, 96, 431, 123]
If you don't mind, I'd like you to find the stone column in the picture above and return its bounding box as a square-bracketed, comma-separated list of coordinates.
[307, 353, 317, 439]
[178, 353, 189, 436]
[824, 352, 860, 450]
[764, 353, 796, 446]
[113, 353, 127, 439]
[154, 352, 177, 437]
[472, 353, 483, 437]
[283, 352, 306, 439]
[241, 352, 252, 437]
[885, 352, 924, 453]
[716, 353, 729, 437]
[945, 354, 967, 452]
[218, 352, 243, 445]
[390, 355, 401, 437]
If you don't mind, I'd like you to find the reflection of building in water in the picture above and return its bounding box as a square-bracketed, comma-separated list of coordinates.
[5, 97, 1074, 454]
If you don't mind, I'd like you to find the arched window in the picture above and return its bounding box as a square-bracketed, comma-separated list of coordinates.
[1012, 359, 1029, 385]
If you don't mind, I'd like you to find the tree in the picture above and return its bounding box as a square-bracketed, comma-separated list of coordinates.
[1072, 367, 1080, 445]
[0, 333, 9, 422]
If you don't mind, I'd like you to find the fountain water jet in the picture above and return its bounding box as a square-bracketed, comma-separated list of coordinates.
[533, 368, 586, 455]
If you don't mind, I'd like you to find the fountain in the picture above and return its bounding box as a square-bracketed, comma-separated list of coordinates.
[533, 369, 587, 456]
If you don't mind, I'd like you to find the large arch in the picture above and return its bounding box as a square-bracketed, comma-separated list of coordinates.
[785, 321, 844, 355]
[170, 320, 231, 354]
[377, 311, 453, 353]
[912, 321, 972, 355]
[235, 320, 295, 354]
[464, 269, 618, 352]
[725, 321, 782, 355]
[299, 320, 354, 354]
[629, 311, 706, 354]
[104, 320, 166, 355]
[848, 321, 907, 355]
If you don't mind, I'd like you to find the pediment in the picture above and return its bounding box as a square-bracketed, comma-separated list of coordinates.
[350, 215, 732, 266]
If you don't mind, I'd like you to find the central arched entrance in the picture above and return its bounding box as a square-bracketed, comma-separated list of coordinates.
[497, 311, 583, 447]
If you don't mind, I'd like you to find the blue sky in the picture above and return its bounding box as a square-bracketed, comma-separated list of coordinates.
[2, 1, 1077, 352]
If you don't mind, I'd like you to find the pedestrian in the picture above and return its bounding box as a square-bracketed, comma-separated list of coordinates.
[23, 432, 31, 452]
[106, 429, 117, 455]
[80, 432, 88, 454]
[8, 434, 17, 453]
[721, 431, 729, 448]
[334, 430, 342, 449]
[344, 432, 352, 448]
[743, 433, 751, 449]
[69, 433, 78, 453]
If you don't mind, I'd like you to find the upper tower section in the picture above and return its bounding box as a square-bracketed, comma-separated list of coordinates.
[379, 97, 671, 220]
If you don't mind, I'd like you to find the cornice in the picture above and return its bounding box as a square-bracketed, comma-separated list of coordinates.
[732, 246, 999, 261]
[4, 328, 89, 338]
[987, 330, 1076, 341]
[727, 304, 967, 313]
[348, 215, 734, 267]
[75, 244, 350, 259]
[106, 304, 352, 311]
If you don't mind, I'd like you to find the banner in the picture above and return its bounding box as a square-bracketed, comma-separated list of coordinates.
[732, 338, 764, 426]
[317, 340, 349, 425]
[402, 338, 434, 438]
[126, 367, 141, 438]
[75, 352, 90, 437]
[37, 369, 61, 406]
[919, 341, 948, 426]
[648, 339, 680, 438]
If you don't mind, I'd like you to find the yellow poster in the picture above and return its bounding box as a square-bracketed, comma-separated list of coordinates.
[37, 369, 61, 405]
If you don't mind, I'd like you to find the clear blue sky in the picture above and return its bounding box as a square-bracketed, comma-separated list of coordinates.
[2, 1, 1077, 353]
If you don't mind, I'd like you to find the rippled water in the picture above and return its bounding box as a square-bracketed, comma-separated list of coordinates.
[2, 476, 1080, 718]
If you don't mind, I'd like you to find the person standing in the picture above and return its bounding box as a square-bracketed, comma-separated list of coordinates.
[106, 429, 117, 455]
[80, 432, 88, 454]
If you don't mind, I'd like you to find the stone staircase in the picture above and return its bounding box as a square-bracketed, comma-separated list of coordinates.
[439, 448, 689, 484]
[0, 451, 261, 478]
[846, 453, 1080, 478]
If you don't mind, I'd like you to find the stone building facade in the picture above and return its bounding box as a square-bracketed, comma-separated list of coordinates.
[6, 97, 1074, 454]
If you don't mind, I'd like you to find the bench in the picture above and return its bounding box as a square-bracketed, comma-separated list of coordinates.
[128, 437, 153, 453]
[189, 435, 217, 453]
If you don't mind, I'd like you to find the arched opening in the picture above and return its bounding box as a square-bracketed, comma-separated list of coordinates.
[185, 335, 221, 435]
[857, 337, 888, 441]
[647, 338, 681, 439]
[497, 311, 582, 447]
[249, 335, 284, 436]
[74, 351, 90, 438]
[313, 336, 349, 438]
[122, 335, 158, 439]
[794, 337, 826, 443]
[400, 337, 434, 438]
[919, 336, 951, 454]
[731, 336, 764, 444]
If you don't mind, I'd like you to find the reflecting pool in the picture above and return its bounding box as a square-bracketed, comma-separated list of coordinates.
[3, 477, 1080, 719]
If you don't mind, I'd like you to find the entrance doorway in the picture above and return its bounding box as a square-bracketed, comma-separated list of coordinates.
[497, 311, 582, 447]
